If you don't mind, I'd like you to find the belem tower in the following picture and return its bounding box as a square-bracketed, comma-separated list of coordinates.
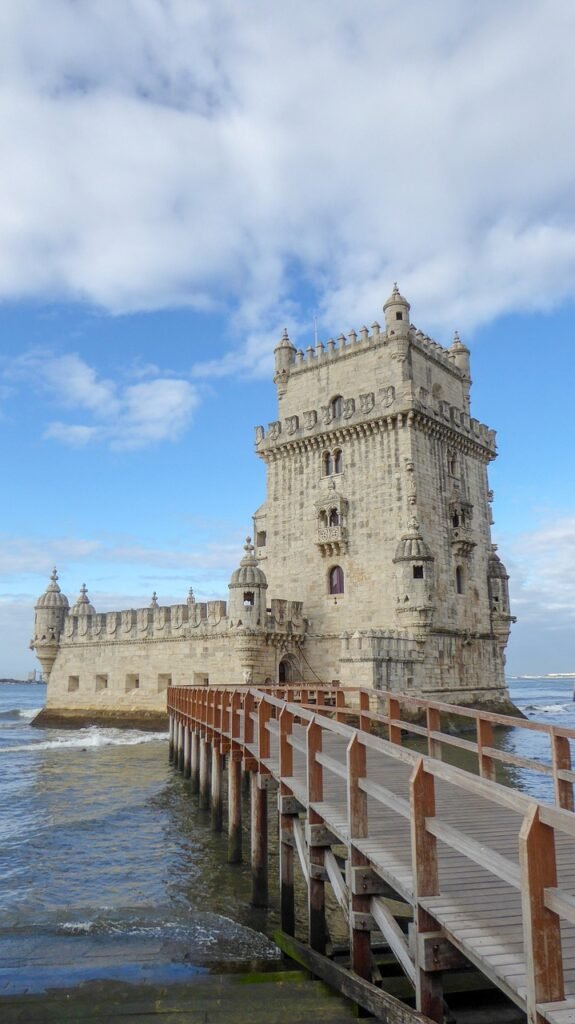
[31, 286, 515, 724]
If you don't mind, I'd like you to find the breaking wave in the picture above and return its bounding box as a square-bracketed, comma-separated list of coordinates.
[0, 707, 41, 721]
[523, 702, 573, 715]
[2, 725, 167, 753]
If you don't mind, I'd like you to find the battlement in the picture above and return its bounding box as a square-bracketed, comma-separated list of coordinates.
[283, 321, 459, 377]
[46, 595, 307, 646]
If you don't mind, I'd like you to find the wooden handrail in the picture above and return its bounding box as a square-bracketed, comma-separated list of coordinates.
[168, 684, 575, 1021]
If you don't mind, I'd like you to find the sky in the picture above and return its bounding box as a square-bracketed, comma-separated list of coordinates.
[0, 0, 574, 679]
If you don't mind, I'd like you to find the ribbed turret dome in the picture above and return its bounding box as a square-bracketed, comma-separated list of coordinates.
[394, 518, 433, 561]
[274, 327, 296, 352]
[70, 583, 96, 616]
[229, 538, 268, 589]
[35, 568, 69, 610]
[488, 545, 508, 579]
[383, 282, 410, 312]
[450, 329, 469, 354]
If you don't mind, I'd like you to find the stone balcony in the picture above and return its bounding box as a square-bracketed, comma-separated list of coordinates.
[316, 525, 348, 557]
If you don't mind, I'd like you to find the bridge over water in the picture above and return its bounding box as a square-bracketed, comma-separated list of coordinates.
[167, 685, 575, 1024]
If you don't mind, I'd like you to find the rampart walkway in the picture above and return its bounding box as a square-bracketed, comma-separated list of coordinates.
[167, 685, 575, 1024]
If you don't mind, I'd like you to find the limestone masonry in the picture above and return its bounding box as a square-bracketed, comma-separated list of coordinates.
[32, 286, 515, 723]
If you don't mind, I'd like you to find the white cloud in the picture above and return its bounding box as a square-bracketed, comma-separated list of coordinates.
[502, 515, 575, 674]
[0, 1, 574, 376]
[6, 350, 199, 448]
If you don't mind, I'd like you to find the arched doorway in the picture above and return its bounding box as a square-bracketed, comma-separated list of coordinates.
[278, 654, 300, 684]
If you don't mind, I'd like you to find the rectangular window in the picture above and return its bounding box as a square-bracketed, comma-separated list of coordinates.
[256, 531, 266, 547]
[95, 674, 108, 692]
[413, 565, 424, 579]
[193, 672, 209, 687]
[67, 675, 79, 693]
[158, 673, 171, 693]
[125, 674, 140, 692]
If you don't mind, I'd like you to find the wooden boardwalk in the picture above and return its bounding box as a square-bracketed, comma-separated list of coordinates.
[167, 686, 575, 1024]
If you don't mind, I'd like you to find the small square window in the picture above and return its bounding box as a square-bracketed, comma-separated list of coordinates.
[68, 675, 79, 693]
[396, 311, 403, 320]
[125, 673, 140, 692]
[95, 674, 108, 692]
[158, 674, 171, 693]
[256, 531, 266, 547]
[413, 565, 424, 579]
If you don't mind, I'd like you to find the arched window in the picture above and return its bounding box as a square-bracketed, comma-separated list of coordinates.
[333, 449, 343, 473]
[329, 565, 344, 595]
[328, 508, 340, 527]
[455, 566, 464, 595]
[243, 591, 255, 606]
[319, 510, 328, 528]
[323, 451, 333, 476]
[330, 395, 343, 420]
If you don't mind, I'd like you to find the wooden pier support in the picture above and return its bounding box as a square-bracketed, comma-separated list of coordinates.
[190, 730, 199, 794]
[178, 721, 185, 772]
[199, 737, 211, 810]
[211, 745, 223, 832]
[250, 772, 268, 907]
[227, 752, 243, 863]
[183, 724, 191, 778]
[168, 716, 174, 763]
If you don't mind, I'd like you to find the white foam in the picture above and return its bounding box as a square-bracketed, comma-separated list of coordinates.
[2, 726, 168, 753]
[525, 702, 572, 715]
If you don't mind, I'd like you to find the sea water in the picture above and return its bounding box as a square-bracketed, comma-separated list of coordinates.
[0, 678, 573, 993]
[0, 683, 278, 994]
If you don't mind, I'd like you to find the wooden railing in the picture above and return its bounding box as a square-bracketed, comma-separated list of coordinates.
[167, 685, 575, 1023]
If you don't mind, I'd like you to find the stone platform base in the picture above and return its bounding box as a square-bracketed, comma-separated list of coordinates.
[32, 707, 169, 731]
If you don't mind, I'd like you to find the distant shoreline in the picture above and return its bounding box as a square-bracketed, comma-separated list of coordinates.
[0, 679, 44, 686]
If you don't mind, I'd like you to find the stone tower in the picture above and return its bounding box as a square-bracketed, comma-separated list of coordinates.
[30, 569, 69, 680]
[254, 286, 515, 706]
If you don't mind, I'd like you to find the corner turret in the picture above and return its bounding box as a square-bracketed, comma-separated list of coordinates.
[393, 518, 435, 632]
[30, 568, 69, 679]
[228, 537, 268, 625]
[273, 328, 296, 397]
[487, 545, 515, 658]
[450, 330, 472, 412]
[383, 283, 411, 337]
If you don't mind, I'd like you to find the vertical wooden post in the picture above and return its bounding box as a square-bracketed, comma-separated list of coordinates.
[190, 730, 199, 793]
[279, 707, 295, 936]
[347, 733, 371, 980]
[168, 715, 175, 763]
[307, 718, 326, 954]
[388, 696, 402, 745]
[359, 691, 371, 733]
[519, 806, 564, 1022]
[335, 688, 346, 723]
[211, 743, 223, 831]
[183, 724, 191, 778]
[426, 707, 442, 761]
[477, 717, 496, 782]
[178, 720, 185, 772]
[244, 691, 255, 747]
[228, 752, 243, 863]
[551, 729, 574, 811]
[258, 697, 272, 763]
[251, 772, 268, 907]
[199, 737, 211, 810]
[410, 759, 443, 1022]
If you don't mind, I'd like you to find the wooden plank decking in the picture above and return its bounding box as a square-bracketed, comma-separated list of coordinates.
[168, 685, 575, 1024]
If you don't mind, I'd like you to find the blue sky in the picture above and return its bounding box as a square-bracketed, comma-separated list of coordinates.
[1, 0, 574, 678]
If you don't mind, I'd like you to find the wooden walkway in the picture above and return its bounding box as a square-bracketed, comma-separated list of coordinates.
[167, 686, 575, 1024]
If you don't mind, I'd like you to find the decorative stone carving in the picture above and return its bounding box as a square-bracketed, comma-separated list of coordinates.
[285, 415, 299, 435]
[268, 420, 282, 441]
[255, 425, 265, 444]
[303, 409, 317, 430]
[359, 392, 375, 414]
[343, 397, 355, 419]
[382, 385, 395, 408]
